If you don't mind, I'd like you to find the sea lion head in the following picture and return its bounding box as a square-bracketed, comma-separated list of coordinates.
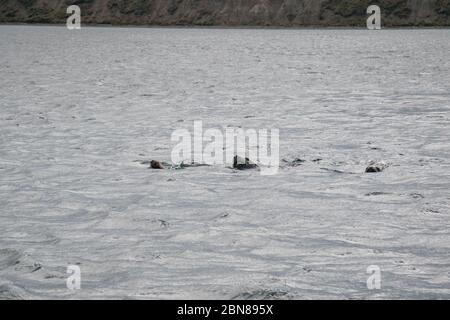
[150, 160, 164, 169]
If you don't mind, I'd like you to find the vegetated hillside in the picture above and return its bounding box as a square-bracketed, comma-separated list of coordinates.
[1, 0, 449, 26]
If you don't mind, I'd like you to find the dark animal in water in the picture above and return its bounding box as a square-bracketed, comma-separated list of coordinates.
[150, 160, 164, 169]
[233, 155, 258, 170]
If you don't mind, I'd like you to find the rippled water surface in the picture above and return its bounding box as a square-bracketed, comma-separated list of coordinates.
[1, 25, 449, 299]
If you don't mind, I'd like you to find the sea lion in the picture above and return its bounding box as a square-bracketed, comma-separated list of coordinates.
[365, 161, 388, 173]
[150, 160, 164, 169]
[233, 155, 258, 170]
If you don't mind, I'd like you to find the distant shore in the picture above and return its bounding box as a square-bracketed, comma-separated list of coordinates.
[2, 0, 449, 29]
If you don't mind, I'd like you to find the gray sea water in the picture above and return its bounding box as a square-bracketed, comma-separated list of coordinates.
[0, 25, 449, 299]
